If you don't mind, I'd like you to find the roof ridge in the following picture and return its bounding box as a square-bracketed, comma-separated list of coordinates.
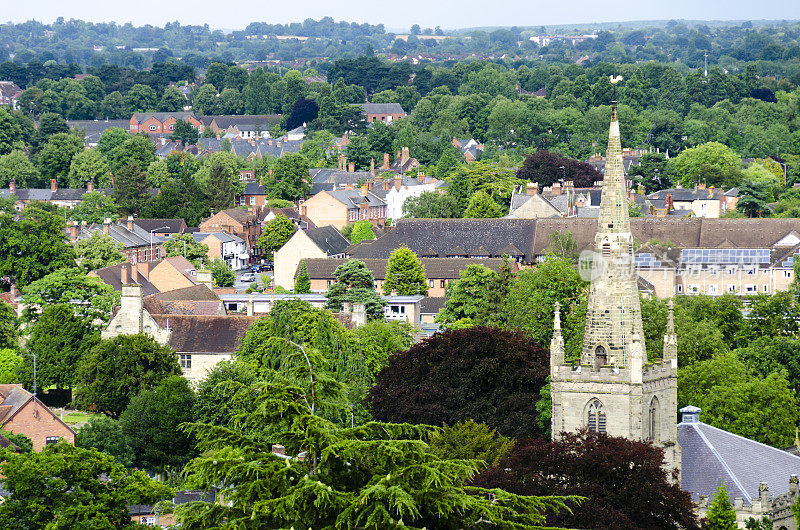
[691, 423, 751, 503]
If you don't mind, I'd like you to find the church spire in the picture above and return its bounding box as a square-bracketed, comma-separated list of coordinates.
[580, 76, 646, 370]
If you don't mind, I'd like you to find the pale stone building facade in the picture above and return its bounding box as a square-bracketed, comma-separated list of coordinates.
[550, 99, 680, 475]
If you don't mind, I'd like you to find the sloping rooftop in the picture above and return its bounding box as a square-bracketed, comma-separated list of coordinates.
[304, 226, 350, 256]
[132, 218, 187, 234]
[679, 416, 800, 504]
[297, 257, 507, 280]
[357, 103, 406, 115]
[92, 262, 160, 296]
[150, 315, 256, 354]
[347, 219, 537, 261]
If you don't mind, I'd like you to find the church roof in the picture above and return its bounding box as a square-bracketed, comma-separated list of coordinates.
[678, 418, 800, 504]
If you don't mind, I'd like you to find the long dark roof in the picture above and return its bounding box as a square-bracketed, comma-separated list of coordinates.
[133, 218, 187, 234]
[347, 219, 537, 260]
[357, 103, 406, 115]
[304, 226, 350, 256]
[298, 257, 507, 280]
[151, 315, 256, 354]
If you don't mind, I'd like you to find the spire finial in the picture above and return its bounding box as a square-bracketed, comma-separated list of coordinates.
[553, 301, 561, 330]
[667, 299, 675, 334]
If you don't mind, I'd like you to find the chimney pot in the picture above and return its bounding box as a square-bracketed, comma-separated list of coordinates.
[50, 179, 57, 192]
[126, 215, 134, 231]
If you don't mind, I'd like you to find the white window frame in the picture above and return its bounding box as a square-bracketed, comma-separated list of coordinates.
[179, 354, 192, 369]
[745, 284, 757, 293]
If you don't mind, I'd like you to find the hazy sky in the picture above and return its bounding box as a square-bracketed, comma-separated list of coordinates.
[4, 0, 800, 31]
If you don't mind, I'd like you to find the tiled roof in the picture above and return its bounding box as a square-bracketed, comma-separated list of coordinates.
[150, 315, 256, 354]
[326, 189, 386, 207]
[297, 257, 507, 280]
[304, 226, 350, 256]
[347, 219, 537, 261]
[679, 419, 800, 504]
[153, 284, 217, 301]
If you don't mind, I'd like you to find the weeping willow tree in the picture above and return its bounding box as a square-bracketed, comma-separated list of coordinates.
[177, 338, 580, 529]
[235, 299, 410, 428]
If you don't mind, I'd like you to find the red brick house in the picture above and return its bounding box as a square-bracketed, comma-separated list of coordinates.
[0, 385, 75, 451]
[129, 112, 203, 135]
[199, 208, 262, 263]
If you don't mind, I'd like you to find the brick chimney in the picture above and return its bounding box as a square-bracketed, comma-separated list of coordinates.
[126, 215, 134, 231]
[526, 182, 539, 196]
[552, 182, 562, 195]
[401, 147, 410, 166]
[9, 179, 16, 193]
[666, 193, 674, 211]
[349, 162, 355, 173]
[87, 180, 94, 193]
[383, 152, 390, 168]
[370, 158, 375, 175]
[102, 218, 112, 234]
[68, 221, 79, 239]
[394, 176, 402, 190]
[120, 262, 130, 285]
[50, 179, 57, 192]
[696, 182, 706, 191]
[9, 284, 17, 300]
[361, 184, 369, 196]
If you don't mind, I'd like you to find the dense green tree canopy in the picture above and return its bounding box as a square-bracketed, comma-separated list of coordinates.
[382, 246, 428, 295]
[21, 266, 119, 323]
[74, 334, 181, 419]
[0, 443, 172, 529]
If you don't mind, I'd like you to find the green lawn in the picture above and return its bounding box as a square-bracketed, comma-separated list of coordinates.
[61, 412, 96, 424]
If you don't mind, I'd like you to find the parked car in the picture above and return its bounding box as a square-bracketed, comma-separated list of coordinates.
[263, 262, 274, 271]
[240, 273, 257, 282]
[251, 265, 263, 273]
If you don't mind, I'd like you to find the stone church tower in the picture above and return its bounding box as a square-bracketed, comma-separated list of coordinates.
[550, 85, 680, 476]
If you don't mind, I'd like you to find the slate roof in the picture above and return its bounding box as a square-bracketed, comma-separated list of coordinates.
[647, 187, 726, 202]
[326, 189, 386, 208]
[132, 218, 187, 234]
[92, 262, 160, 296]
[152, 284, 218, 301]
[357, 103, 406, 115]
[297, 257, 507, 280]
[211, 114, 280, 129]
[67, 119, 130, 144]
[347, 219, 537, 261]
[150, 315, 256, 354]
[77, 223, 168, 249]
[419, 296, 448, 315]
[304, 226, 350, 256]
[310, 168, 372, 186]
[133, 111, 196, 122]
[679, 418, 800, 504]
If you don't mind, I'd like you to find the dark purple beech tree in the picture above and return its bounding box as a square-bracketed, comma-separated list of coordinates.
[516, 150, 603, 188]
[473, 430, 700, 530]
[367, 327, 549, 439]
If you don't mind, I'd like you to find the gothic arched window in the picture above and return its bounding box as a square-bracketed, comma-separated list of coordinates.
[648, 396, 660, 442]
[587, 399, 606, 433]
[602, 240, 611, 257]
